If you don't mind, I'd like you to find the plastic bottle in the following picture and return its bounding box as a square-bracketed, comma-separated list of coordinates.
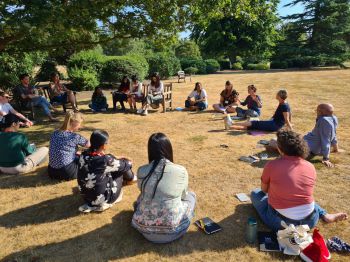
[246, 217, 257, 244]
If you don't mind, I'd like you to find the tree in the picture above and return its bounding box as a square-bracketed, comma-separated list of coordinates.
[175, 40, 201, 59]
[0, 1, 191, 54]
[190, 0, 280, 63]
[283, 0, 350, 64]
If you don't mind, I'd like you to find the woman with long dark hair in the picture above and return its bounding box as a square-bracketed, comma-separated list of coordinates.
[184, 82, 208, 111]
[140, 73, 165, 116]
[112, 76, 131, 111]
[212, 80, 240, 113]
[132, 133, 196, 243]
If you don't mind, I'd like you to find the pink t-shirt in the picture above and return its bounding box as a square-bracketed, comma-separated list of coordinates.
[261, 156, 316, 209]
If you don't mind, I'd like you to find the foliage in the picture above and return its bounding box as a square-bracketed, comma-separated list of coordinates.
[67, 49, 106, 76]
[68, 67, 99, 91]
[103, 39, 154, 58]
[36, 59, 59, 82]
[175, 40, 202, 59]
[270, 60, 288, 69]
[204, 59, 220, 73]
[246, 63, 270, 70]
[232, 62, 243, 70]
[184, 67, 199, 74]
[180, 58, 207, 74]
[146, 52, 181, 79]
[218, 59, 231, 70]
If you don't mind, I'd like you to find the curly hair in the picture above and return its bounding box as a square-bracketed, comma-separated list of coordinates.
[277, 129, 309, 158]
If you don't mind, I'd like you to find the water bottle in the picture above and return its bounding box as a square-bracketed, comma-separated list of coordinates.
[246, 217, 257, 244]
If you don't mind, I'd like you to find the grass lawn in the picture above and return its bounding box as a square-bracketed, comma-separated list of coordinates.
[1, 69, 350, 262]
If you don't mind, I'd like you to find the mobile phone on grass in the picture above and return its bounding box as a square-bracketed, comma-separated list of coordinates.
[195, 217, 222, 235]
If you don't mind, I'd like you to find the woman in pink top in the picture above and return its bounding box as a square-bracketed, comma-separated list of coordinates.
[251, 130, 347, 232]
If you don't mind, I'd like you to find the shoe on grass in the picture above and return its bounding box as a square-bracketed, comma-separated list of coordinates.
[141, 110, 148, 116]
[79, 203, 98, 213]
[224, 114, 233, 130]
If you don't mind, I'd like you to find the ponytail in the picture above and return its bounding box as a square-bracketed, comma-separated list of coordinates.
[60, 110, 83, 131]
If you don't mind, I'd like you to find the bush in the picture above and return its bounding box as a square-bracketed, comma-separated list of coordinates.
[68, 67, 99, 91]
[184, 67, 199, 75]
[67, 50, 106, 76]
[270, 60, 288, 69]
[101, 56, 148, 83]
[205, 59, 220, 73]
[246, 63, 270, 70]
[36, 59, 59, 82]
[235, 56, 244, 64]
[180, 58, 207, 74]
[218, 59, 231, 70]
[232, 62, 243, 70]
[146, 52, 181, 79]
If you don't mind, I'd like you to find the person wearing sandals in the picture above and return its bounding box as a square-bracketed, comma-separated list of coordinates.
[89, 86, 108, 112]
[225, 89, 292, 131]
[0, 114, 48, 175]
[112, 76, 131, 112]
[48, 111, 89, 180]
[212, 81, 239, 113]
[132, 133, 196, 243]
[140, 73, 164, 116]
[77, 130, 136, 213]
[236, 84, 262, 118]
[49, 72, 78, 112]
[129, 76, 144, 113]
[184, 82, 208, 111]
[251, 130, 348, 232]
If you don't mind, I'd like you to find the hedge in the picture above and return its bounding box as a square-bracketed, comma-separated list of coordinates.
[68, 67, 99, 91]
[205, 59, 220, 73]
[180, 58, 207, 74]
[146, 52, 181, 79]
[184, 67, 199, 74]
[246, 63, 270, 70]
[270, 60, 288, 69]
[67, 50, 106, 76]
[218, 59, 231, 70]
[232, 62, 243, 70]
[36, 59, 59, 82]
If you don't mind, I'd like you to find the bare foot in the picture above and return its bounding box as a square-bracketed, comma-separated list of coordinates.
[322, 213, 348, 223]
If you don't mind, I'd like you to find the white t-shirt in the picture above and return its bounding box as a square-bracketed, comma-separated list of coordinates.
[188, 89, 207, 103]
[149, 82, 164, 95]
[0, 103, 14, 122]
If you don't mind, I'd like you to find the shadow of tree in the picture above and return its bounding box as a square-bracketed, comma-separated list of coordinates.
[0, 194, 82, 228]
[2, 204, 288, 261]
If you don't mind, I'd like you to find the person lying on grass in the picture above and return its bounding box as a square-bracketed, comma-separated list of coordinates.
[0, 114, 48, 175]
[212, 80, 240, 113]
[235, 84, 262, 118]
[132, 133, 196, 243]
[266, 103, 341, 168]
[48, 111, 89, 181]
[184, 82, 208, 111]
[77, 130, 136, 213]
[225, 89, 292, 132]
[251, 130, 348, 232]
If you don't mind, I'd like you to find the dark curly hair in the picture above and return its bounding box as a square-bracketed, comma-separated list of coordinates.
[277, 130, 309, 158]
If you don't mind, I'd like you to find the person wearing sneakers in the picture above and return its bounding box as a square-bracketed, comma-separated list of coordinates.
[0, 114, 48, 175]
[77, 130, 136, 213]
[48, 111, 89, 180]
[225, 89, 292, 131]
[235, 84, 262, 118]
[251, 130, 348, 232]
[132, 133, 196, 243]
[140, 73, 164, 116]
[184, 82, 208, 111]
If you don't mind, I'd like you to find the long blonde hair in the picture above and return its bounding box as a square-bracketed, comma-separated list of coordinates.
[60, 110, 83, 131]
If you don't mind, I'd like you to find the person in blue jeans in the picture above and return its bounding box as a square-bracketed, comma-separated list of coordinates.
[184, 82, 208, 111]
[251, 130, 347, 232]
[225, 89, 292, 131]
[14, 73, 59, 122]
[89, 86, 109, 112]
[236, 84, 262, 118]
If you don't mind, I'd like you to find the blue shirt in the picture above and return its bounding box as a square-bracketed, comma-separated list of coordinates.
[240, 95, 262, 115]
[272, 103, 290, 126]
[304, 116, 338, 159]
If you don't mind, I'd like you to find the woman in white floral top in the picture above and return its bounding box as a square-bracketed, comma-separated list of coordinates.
[132, 133, 196, 243]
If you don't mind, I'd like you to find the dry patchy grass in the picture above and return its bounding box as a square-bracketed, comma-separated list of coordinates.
[1, 69, 350, 262]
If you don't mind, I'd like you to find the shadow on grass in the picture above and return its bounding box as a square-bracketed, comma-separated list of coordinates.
[227, 131, 247, 136]
[0, 166, 57, 189]
[0, 193, 82, 228]
[2, 204, 288, 261]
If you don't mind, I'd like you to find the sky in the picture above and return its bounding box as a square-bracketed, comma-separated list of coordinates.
[180, 0, 304, 39]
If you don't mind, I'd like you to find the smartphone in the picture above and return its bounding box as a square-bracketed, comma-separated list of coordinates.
[195, 217, 222, 235]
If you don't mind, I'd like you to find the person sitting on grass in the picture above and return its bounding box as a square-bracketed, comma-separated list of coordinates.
[184, 82, 208, 111]
[0, 91, 33, 128]
[89, 86, 108, 113]
[212, 81, 239, 113]
[266, 103, 341, 168]
[236, 84, 262, 118]
[225, 89, 292, 131]
[132, 133, 196, 243]
[77, 130, 136, 213]
[48, 111, 89, 181]
[129, 76, 144, 113]
[49, 72, 78, 112]
[14, 73, 59, 122]
[0, 114, 48, 175]
[251, 130, 348, 232]
[112, 76, 131, 112]
[140, 73, 165, 116]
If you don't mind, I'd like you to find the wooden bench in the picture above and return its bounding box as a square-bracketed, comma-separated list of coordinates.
[177, 71, 191, 83]
[42, 86, 77, 112]
[144, 83, 173, 112]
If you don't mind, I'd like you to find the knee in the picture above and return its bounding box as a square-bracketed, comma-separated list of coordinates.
[250, 188, 263, 205]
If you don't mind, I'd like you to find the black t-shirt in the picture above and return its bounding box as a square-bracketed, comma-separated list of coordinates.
[272, 103, 290, 126]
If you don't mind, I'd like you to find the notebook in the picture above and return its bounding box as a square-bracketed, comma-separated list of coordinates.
[258, 231, 281, 252]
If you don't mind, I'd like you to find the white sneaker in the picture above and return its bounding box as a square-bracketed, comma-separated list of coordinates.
[100, 108, 107, 112]
[141, 110, 148, 116]
[95, 202, 112, 212]
[112, 190, 123, 204]
[224, 114, 233, 130]
[79, 203, 98, 213]
[137, 108, 143, 114]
